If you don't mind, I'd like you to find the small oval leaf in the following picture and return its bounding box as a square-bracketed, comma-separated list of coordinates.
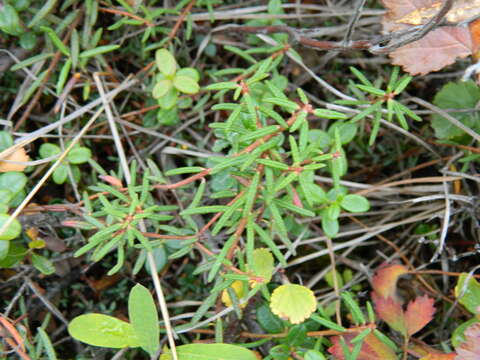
[68, 314, 140, 349]
[156, 49, 177, 77]
[173, 75, 199, 95]
[160, 343, 258, 360]
[128, 284, 160, 355]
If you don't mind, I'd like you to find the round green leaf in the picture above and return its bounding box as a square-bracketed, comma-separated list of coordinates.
[270, 284, 317, 324]
[0, 131, 13, 152]
[152, 79, 173, 99]
[0, 4, 23, 36]
[31, 253, 55, 275]
[340, 194, 370, 213]
[160, 343, 257, 360]
[455, 273, 480, 314]
[67, 147, 92, 164]
[157, 88, 178, 110]
[328, 122, 357, 145]
[155, 49, 177, 77]
[0, 189, 13, 205]
[0, 214, 21, 241]
[0, 242, 27, 268]
[0, 240, 9, 260]
[452, 318, 480, 347]
[128, 284, 159, 356]
[305, 349, 327, 360]
[0, 172, 27, 198]
[176, 68, 200, 82]
[249, 248, 274, 284]
[145, 246, 167, 274]
[321, 216, 339, 238]
[173, 75, 199, 95]
[53, 164, 68, 184]
[68, 314, 140, 349]
[39, 143, 61, 159]
[256, 303, 284, 334]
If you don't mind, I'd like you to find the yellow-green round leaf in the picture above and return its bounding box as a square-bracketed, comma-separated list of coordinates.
[249, 248, 274, 284]
[155, 49, 177, 77]
[153, 79, 173, 99]
[173, 75, 199, 95]
[270, 284, 316, 324]
[160, 343, 258, 360]
[0, 214, 21, 241]
[68, 314, 140, 349]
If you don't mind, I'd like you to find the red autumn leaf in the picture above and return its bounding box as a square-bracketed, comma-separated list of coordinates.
[455, 323, 480, 360]
[328, 332, 397, 360]
[404, 295, 436, 336]
[372, 293, 407, 335]
[389, 26, 475, 76]
[371, 263, 408, 300]
[420, 353, 457, 360]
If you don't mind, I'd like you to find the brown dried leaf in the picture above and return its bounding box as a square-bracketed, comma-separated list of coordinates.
[389, 26, 474, 75]
[381, 0, 437, 32]
[404, 295, 436, 336]
[0, 147, 29, 172]
[394, 0, 480, 26]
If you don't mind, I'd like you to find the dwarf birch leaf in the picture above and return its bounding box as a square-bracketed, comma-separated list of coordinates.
[68, 314, 140, 348]
[128, 284, 159, 355]
[372, 293, 406, 336]
[328, 332, 397, 360]
[404, 295, 435, 336]
[371, 263, 408, 299]
[270, 284, 316, 324]
[160, 343, 258, 360]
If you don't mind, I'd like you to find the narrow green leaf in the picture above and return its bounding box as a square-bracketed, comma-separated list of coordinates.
[181, 206, 229, 216]
[79, 45, 120, 59]
[40, 26, 70, 56]
[37, 327, 58, 360]
[311, 314, 346, 332]
[11, 53, 54, 72]
[28, 0, 58, 28]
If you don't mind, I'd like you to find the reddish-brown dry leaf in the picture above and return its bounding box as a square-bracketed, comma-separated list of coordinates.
[372, 293, 407, 335]
[455, 323, 480, 360]
[389, 26, 474, 75]
[328, 332, 397, 360]
[381, 0, 437, 31]
[371, 263, 408, 299]
[392, 0, 480, 27]
[404, 295, 436, 336]
[420, 353, 457, 360]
